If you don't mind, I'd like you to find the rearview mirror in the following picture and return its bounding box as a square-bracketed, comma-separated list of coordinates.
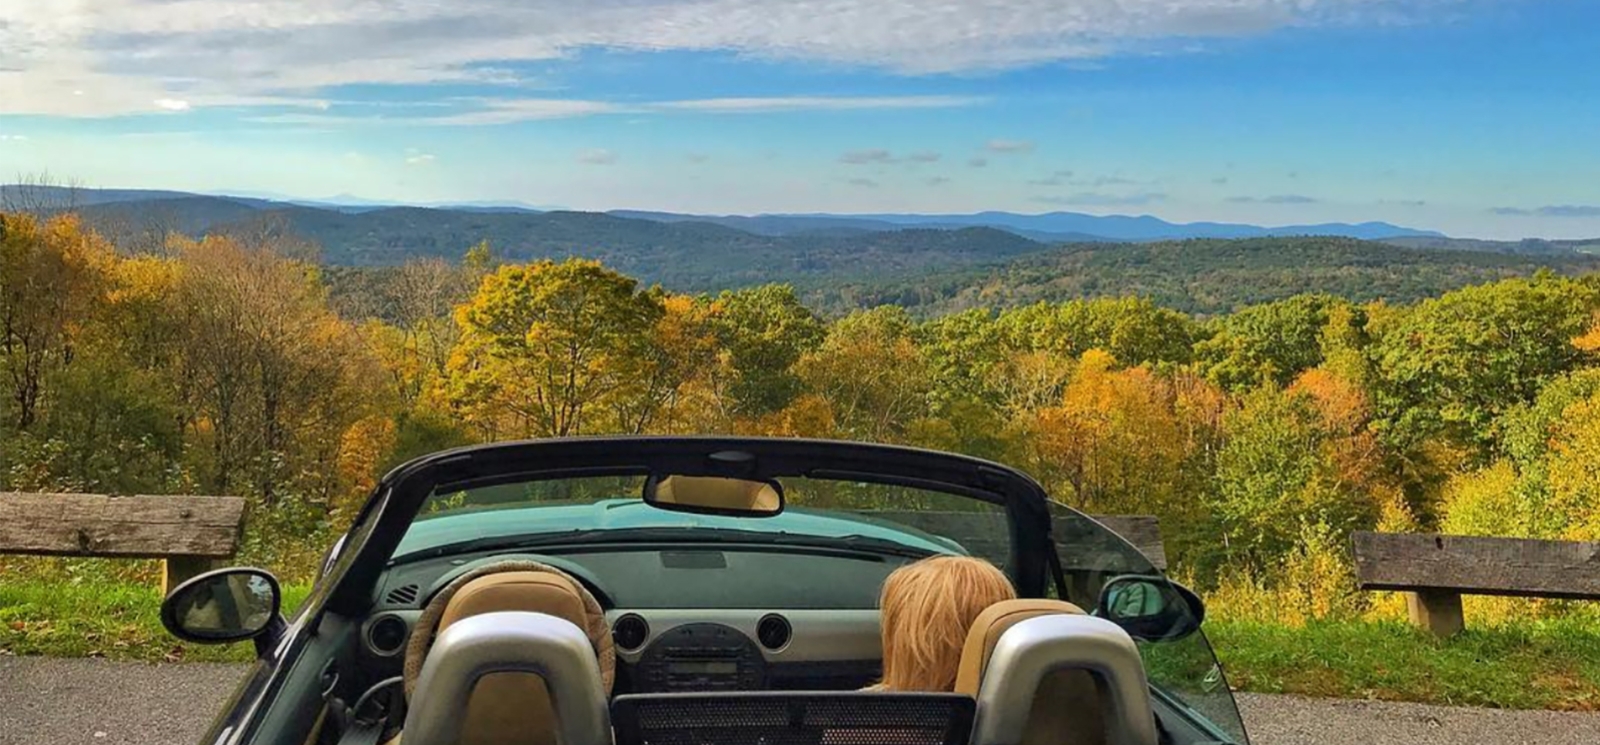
[161, 567, 287, 657]
[643, 474, 784, 517]
[1095, 574, 1205, 642]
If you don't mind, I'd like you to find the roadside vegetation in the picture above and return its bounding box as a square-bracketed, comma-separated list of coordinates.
[4, 210, 1600, 708]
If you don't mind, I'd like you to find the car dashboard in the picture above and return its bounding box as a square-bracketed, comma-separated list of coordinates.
[358, 546, 898, 694]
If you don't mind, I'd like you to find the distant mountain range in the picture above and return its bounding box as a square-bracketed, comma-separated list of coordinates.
[2, 184, 1448, 244]
[7, 184, 1594, 314]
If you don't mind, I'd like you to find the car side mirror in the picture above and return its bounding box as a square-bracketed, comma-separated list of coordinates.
[1095, 574, 1205, 642]
[161, 567, 287, 658]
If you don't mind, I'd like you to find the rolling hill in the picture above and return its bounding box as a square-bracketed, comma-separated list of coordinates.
[813, 236, 1600, 316]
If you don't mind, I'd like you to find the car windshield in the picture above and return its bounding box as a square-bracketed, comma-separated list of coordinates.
[397, 474, 1005, 562]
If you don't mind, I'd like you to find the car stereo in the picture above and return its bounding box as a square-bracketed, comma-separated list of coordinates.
[634, 622, 766, 692]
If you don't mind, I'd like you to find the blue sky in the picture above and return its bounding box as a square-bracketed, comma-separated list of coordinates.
[1, 0, 1597, 239]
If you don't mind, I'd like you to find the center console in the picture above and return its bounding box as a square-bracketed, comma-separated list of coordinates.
[632, 622, 767, 692]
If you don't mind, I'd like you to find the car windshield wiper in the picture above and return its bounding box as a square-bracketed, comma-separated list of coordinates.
[392, 527, 936, 565]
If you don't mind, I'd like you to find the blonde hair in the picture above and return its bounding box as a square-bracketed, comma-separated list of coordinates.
[876, 555, 1016, 692]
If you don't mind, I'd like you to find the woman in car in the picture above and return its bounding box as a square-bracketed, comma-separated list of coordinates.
[872, 555, 1016, 691]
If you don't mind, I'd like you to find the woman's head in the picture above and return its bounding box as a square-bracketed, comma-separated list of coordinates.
[877, 555, 1016, 692]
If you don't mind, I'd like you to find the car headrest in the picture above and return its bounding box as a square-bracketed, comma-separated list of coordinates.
[403, 561, 615, 701]
[955, 599, 1085, 695]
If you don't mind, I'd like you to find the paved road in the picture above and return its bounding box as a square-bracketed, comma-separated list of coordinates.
[3, 656, 1599, 745]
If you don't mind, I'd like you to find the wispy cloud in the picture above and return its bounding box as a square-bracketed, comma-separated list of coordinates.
[1491, 204, 1600, 218]
[840, 149, 896, 165]
[154, 98, 192, 112]
[0, 1, 1463, 118]
[0, 134, 28, 142]
[404, 152, 436, 166]
[655, 96, 983, 113]
[967, 157, 989, 168]
[1211, 176, 1229, 185]
[847, 177, 879, 188]
[686, 153, 711, 164]
[577, 149, 617, 165]
[1380, 199, 1427, 207]
[1036, 192, 1168, 207]
[907, 151, 943, 163]
[1228, 194, 1319, 204]
[1027, 176, 1066, 187]
[924, 176, 951, 186]
[986, 139, 1035, 154]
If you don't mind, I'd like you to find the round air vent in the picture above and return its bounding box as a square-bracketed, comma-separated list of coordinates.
[756, 614, 792, 651]
[366, 614, 409, 657]
[613, 614, 650, 651]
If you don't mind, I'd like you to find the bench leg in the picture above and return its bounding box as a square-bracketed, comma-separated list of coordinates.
[1405, 590, 1464, 636]
[162, 557, 218, 597]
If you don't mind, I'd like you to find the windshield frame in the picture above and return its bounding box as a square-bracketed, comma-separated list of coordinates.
[321, 436, 1058, 614]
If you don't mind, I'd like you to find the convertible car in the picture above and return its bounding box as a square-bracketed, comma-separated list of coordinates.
[162, 437, 1250, 745]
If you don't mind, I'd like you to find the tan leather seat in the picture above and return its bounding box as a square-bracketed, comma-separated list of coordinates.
[396, 562, 614, 745]
[956, 599, 1106, 745]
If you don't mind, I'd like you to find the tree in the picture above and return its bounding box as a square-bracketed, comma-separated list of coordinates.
[0, 213, 113, 429]
[1195, 294, 1347, 391]
[706, 284, 825, 418]
[796, 306, 929, 442]
[446, 259, 664, 438]
[166, 233, 375, 503]
[1370, 274, 1600, 454]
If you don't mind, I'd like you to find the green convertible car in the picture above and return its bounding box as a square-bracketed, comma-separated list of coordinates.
[162, 437, 1250, 745]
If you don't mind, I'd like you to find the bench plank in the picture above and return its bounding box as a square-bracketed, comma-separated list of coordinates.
[1352, 531, 1600, 600]
[0, 493, 246, 559]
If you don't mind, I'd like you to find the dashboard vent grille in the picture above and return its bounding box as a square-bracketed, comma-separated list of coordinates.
[757, 614, 792, 651]
[613, 614, 650, 651]
[385, 583, 420, 606]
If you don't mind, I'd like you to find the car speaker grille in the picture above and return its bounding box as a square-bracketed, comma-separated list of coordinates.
[385, 583, 420, 606]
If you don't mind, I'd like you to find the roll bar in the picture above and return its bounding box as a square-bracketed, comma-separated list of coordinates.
[400, 611, 611, 745]
[972, 614, 1158, 745]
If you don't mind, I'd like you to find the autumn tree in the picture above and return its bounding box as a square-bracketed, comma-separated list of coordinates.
[0, 213, 113, 429]
[797, 306, 929, 442]
[706, 284, 825, 418]
[446, 259, 664, 438]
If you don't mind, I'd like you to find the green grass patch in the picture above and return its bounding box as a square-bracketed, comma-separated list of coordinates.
[1209, 619, 1600, 710]
[0, 579, 311, 663]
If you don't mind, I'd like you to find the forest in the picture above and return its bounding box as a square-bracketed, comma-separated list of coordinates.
[5, 209, 1600, 632]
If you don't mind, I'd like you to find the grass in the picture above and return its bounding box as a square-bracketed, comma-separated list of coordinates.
[5, 579, 1600, 711]
[0, 579, 311, 663]
[1208, 619, 1600, 711]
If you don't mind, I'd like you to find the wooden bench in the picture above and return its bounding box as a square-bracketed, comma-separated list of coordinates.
[1352, 531, 1600, 636]
[0, 493, 247, 595]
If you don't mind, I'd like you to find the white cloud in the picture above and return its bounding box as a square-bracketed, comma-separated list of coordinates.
[656, 95, 982, 113]
[968, 157, 988, 168]
[839, 149, 896, 165]
[907, 151, 942, 163]
[578, 149, 617, 165]
[154, 98, 192, 111]
[986, 139, 1035, 154]
[0, 135, 29, 142]
[405, 152, 435, 165]
[0, 1, 1455, 117]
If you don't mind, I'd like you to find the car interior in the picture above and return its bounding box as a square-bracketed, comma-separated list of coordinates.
[167, 441, 1239, 745]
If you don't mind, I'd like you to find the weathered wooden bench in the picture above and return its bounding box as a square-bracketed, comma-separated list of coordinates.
[1352, 531, 1600, 636]
[0, 493, 247, 595]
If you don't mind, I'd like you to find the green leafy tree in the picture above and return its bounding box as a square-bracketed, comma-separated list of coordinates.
[447, 258, 664, 438]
